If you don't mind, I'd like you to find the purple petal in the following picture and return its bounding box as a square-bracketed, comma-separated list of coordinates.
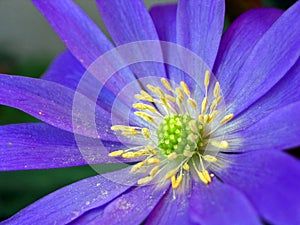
[217, 150, 300, 225]
[42, 50, 118, 112]
[223, 58, 300, 135]
[42, 51, 85, 90]
[32, 0, 112, 68]
[234, 101, 300, 152]
[0, 74, 111, 138]
[145, 187, 190, 225]
[69, 185, 166, 225]
[150, 4, 186, 83]
[176, 0, 225, 69]
[190, 181, 260, 225]
[96, 0, 166, 78]
[32, 0, 137, 98]
[214, 8, 282, 100]
[1, 170, 135, 225]
[0, 123, 124, 171]
[224, 2, 300, 115]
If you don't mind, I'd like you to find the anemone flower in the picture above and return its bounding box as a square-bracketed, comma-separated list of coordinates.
[1, 0, 300, 224]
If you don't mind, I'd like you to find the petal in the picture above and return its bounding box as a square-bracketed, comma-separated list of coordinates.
[0, 123, 123, 171]
[176, 0, 225, 69]
[221, 59, 300, 135]
[96, 0, 166, 78]
[190, 181, 260, 225]
[1, 170, 135, 225]
[214, 8, 283, 99]
[42, 50, 118, 112]
[149, 4, 186, 83]
[0, 74, 111, 138]
[69, 185, 166, 225]
[235, 101, 300, 152]
[217, 150, 300, 225]
[32, 0, 113, 68]
[145, 187, 190, 225]
[32, 0, 136, 98]
[224, 2, 300, 115]
[42, 51, 86, 90]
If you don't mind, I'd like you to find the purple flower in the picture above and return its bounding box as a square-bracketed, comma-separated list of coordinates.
[1, 0, 300, 224]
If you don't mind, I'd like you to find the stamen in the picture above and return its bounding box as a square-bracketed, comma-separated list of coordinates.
[208, 110, 218, 124]
[108, 150, 125, 157]
[203, 155, 218, 162]
[203, 170, 211, 183]
[131, 161, 145, 173]
[111, 125, 136, 132]
[201, 97, 208, 114]
[213, 82, 220, 98]
[141, 128, 150, 138]
[167, 152, 178, 160]
[165, 169, 177, 180]
[220, 113, 234, 125]
[147, 158, 160, 164]
[161, 78, 172, 91]
[150, 166, 160, 176]
[204, 70, 210, 88]
[171, 172, 183, 189]
[183, 163, 190, 171]
[134, 112, 155, 124]
[122, 152, 136, 158]
[210, 140, 229, 149]
[132, 103, 157, 113]
[180, 81, 191, 97]
[137, 176, 153, 185]
[188, 98, 197, 110]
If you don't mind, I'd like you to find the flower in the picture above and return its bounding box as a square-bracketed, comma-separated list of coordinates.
[1, 0, 300, 224]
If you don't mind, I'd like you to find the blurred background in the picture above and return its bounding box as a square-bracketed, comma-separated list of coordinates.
[0, 0, 297, 221]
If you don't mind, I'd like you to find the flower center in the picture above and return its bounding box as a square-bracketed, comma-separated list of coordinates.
[157, 114, 203, 156]
[109, 70, 234, 190]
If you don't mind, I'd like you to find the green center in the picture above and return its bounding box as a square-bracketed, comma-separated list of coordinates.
[157, 114, 203, 156]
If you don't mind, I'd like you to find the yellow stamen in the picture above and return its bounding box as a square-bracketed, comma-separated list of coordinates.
[165, 94, 176, 102]
[180, 81, 191, 97]
[131, 161, 145, 173]
[137, 176, 153, 185]
[220, 113, 234, 125]
[171, 173, 183, 189]
[208, 110, 218, 124]
[183, 163, 190, 171]
[183, 150, 194, 157]
[210, 140, 229, 149]
[132, 103, 156, 113]
[213, 82, 220, 98]
[111, 125, 136, 132]
[122, 152, 136, 158]
[197, 170, 209, 184]
[203, 170, 211, 183]
[108, 150, 125, 157]
[204, 70, 210, 88]
[161, 78, 172, 91]
[201, 97, 208, 114]
[165, 169, 177, 180]
[134, 112, 155, 124]
[141, 128, 150, 138]
[150, 166, 160, 176]
[188, 98, 197, 109]
[134, 149, 149, 157]
[167, 152, 178, 160]
[121, 130, 139, 136]
[147, 158, 160, 164]
[203, 155, 218, 162]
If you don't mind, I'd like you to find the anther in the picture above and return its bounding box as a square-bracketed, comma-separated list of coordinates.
[134, 112, 155, 124]
[201, 97, 208, 114]
[165, 169, 177, 180]
[161, 78, 172, 91]
[220, 113, 234, 125]
[108, 150, 125, 157]
[188, 98, 197, 109]
[180, 81, 191, 97]
[168, 152, 178, 160]
[203, 155, 218, 162]
[150, 166, 160, 176]
[132, 103, 156, 113]
[210, 140, 229, 149]
[213, 82, 220, 98]
[204, 70, 210, 88]
[137, 176, 153, 185]
[141, 128, 150, 138]
[131, 161, 145, 173]
[147, 158, 160, 164]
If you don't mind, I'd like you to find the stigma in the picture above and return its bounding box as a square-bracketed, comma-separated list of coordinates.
[109, 70, 233, 190]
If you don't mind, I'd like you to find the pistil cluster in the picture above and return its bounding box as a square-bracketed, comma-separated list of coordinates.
[109, 71, 234, 190]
